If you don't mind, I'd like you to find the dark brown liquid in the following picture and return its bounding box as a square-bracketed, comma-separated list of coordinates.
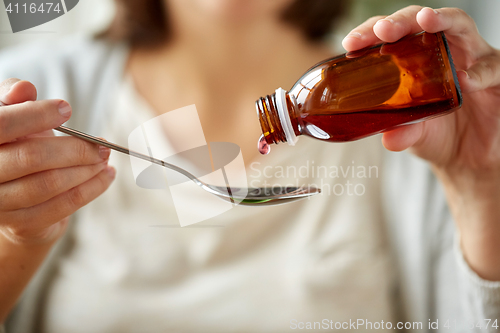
[258, 134, 270, 155]
[302, 100, 455, 141]
[289, 32, 461, 142]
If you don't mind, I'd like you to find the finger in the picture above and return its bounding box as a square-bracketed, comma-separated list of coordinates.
[0, 99, 72, 144]
[416, 7, 491, 59]
[0, 79, 37, 106]
[23, 129, 55, 139]
[456, 52, 500, 93]
[342, 15, 386, 51]
[0, 78, 20, 105]
[0, 161, 109, 211]
[372, 5, 424, 43]
[0, 136, 111, 183]
[9, 129, 55, 144]
[381, 116, 456, 166]
[381, 123, 424, 152]
[3, 166, 116, 241]
[0, 79, 54, 141]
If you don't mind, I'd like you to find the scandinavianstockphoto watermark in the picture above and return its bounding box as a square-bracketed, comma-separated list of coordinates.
[249, 160, 379, 197]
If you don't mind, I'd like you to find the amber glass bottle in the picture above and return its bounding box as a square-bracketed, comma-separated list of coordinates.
[256, 32, 462, 150]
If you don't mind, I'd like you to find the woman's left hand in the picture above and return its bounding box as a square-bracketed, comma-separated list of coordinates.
[343, 6, 500, 281]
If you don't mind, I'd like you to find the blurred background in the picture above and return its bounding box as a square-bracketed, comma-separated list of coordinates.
[1, 0, 499, 53]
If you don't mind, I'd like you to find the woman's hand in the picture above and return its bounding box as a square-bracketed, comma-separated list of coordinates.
[0, 78, 116, 321]
[343, 6, 500, 280]
[0, 78, 116, 245]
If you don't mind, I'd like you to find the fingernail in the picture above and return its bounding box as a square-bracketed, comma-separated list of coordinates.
[1, 86, 13, 100]
[106, 166, 116, 179]
[58, 101, 72, 117]
[43, 219, 68, 242]
[0, 80, 20, 105]
[99, 160, 109, 169]
[460, 70, 470, 79]
[99, 146, 111, 160]
[377, 18, 395, 25]
[0, 79, 21, 100]
[0, 91, 9, 102]
[425, 7, 439, 14]
[345, 31, 362, 39]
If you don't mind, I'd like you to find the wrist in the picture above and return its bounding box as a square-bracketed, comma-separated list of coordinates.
[0, 221, 65, 324]
[434, 162, 500, 193]
[0, 219, 68, 247]
[434, 166, 500, 280]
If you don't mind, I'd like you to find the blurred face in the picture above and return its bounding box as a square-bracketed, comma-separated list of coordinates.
[166, 0, 293, 23]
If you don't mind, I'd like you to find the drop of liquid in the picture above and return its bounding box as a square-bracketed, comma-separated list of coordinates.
[258, 134, 270, 155]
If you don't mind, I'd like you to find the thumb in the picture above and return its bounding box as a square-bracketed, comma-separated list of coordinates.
[458, 52, 500, 94]
[1, 79, 52, 139]
[0, 78, 38, 106]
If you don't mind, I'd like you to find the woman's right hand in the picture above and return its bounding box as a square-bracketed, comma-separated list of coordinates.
[0, 78, 116, 245]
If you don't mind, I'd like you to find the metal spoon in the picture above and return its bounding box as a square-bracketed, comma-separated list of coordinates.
[55, 126, 320, 206]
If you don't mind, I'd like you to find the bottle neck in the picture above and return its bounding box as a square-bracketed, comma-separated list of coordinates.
[255, 88, 300, 146]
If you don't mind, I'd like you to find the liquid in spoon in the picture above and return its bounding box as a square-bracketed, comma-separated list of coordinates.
[258, 134, 270, 155]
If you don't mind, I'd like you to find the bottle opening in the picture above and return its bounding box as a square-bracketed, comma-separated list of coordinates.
[255, 88, 300, 152]
[275, 88, 298, 146]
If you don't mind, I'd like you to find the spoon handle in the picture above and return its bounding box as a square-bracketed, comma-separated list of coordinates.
[54, 126, 198, 183]
[55, 125, 131, 155]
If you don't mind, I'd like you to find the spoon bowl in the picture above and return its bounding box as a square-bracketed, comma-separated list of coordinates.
[206, 185, 320, 206]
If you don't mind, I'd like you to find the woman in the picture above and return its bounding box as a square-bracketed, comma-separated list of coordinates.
[0, 0, 499, 332]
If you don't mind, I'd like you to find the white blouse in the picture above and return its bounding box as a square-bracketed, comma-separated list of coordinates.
[42, 77, 394, 332]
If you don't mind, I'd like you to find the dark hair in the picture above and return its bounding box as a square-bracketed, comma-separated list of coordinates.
[101, 0, 348, 48]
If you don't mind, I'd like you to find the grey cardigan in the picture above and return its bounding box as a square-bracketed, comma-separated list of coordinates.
[0, 36, 499, 333]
